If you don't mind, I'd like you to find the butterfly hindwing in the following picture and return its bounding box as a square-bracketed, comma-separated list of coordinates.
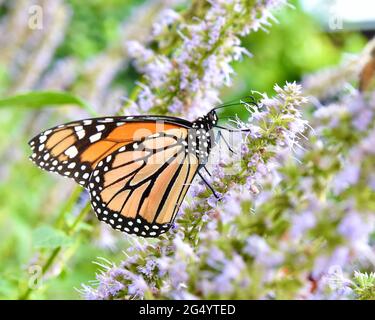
[88, 128, 199, 237]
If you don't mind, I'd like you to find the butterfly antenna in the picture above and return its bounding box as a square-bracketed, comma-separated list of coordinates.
[211, 95, 258, 132]
[211, 95, 259, 112]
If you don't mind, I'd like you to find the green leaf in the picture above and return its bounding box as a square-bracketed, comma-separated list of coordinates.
[0, 91, 97, 116]
[32, 226, 73, 249]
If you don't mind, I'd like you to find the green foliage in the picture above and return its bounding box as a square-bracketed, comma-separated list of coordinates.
[0, 91, 96, 115]
[57, 0, 145, 60]
[32, 226, 73, 249]
[352, 272, 375, 300]
[226, 1, 366, 98]
[0, 0, 370, 300]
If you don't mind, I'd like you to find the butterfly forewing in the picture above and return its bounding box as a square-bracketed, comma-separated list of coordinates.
[28, 116, 187, 187]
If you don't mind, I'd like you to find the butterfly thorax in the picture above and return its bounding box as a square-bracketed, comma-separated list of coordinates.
[189, 112, 218, 165]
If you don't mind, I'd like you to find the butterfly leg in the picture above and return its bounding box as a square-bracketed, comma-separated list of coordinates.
[203, 166, 212, 177]
[198, 171, 220, 199]
[217, 130, 237, 155]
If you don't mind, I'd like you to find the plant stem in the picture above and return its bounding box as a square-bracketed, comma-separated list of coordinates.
[54, 186, 82, 229]
[19, 202, 91, 300]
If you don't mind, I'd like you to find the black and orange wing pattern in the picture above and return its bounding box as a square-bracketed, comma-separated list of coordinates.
[88, 127, 199, 237]
[28, 116, 189, 188]
[28, 116, 202, 237]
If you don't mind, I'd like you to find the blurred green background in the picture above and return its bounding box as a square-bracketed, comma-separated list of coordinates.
[0, 0, 369, 299]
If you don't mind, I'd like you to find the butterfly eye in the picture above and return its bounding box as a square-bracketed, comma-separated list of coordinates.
[207, 111, 218, 124]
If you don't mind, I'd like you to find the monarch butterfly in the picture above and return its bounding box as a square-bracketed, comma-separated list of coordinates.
[28, 99, 255, 237]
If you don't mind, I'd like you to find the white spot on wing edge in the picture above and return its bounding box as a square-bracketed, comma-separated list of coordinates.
[76, 130, 85, 139]
[68, 162, 76, 169]
[96, 124, 105, 132]
[103, 118, 114, 122]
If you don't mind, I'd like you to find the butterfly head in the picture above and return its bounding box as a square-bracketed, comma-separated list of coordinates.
[207, 109, 219, 127]
[191, 110, 218, 130]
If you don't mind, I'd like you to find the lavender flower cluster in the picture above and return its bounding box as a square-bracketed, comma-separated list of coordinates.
[123, 0, 286, 119]
[305, 89, 375, 299]
[81, 1, 375, 300]
[81, 82, 310, 299]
